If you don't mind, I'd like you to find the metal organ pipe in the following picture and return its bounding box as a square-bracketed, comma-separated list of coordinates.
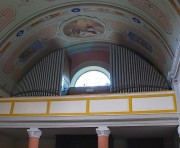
[110, 44, 169, 93]
[12, 49, 64, 96]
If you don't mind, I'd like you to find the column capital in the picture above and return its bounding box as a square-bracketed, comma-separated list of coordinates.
[27, 128, 42, 138]
[96, 126, 111, 137]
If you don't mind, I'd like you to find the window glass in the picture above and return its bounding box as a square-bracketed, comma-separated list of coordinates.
[75, 71, 110, 87]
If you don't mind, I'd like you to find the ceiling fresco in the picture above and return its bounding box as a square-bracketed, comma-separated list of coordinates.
[128, 0, 173, 34]
[0, 7, 15, 29]
[62, 17, 106, 38]
[0, 0, 180, 94]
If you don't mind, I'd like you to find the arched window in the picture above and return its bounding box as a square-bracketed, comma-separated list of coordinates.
[75, 71, 110, 87]
[70, 66, 110, 87]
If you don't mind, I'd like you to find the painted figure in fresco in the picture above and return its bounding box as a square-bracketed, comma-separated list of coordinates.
[71, 22, 98, 37]
[85, 24, 97, 34]
[72, 21, 82, 35]
[64, 18, 104, 38]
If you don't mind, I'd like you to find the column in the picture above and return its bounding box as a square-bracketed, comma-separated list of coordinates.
[96, 126, 111, 148]
[27, 128, 42, 148]
[173, 79, 180, 111]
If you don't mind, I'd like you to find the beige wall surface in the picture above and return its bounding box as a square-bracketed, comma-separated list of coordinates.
[0, 134, 15, 148]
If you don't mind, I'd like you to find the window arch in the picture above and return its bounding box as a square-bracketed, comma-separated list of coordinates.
[70, 66, 110, 87]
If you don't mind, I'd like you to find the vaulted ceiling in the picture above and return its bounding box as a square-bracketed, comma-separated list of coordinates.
[0, 0, 180, 94]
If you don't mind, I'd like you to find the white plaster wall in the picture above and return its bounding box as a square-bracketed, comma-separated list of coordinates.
[90, 99, 129, 113]
[13, 102, 47, 114]
[50, 100, 86, 113]
[0, 133, 15, 148]
[173, 64, 180, 112]
[178, 82, 180, 112]
[173, 81, 180, 112]
[132, 96, 174, 111]
[0, 102, 11, 114]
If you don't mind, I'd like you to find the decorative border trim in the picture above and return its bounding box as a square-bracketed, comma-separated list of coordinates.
[169, 0, 180, 15]
[128, 0, 173, 34]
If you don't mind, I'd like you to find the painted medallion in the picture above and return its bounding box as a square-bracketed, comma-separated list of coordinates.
[63, 19, 105, 38]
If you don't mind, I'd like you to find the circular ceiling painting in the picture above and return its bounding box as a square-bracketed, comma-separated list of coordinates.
[63, 19, 105, 38]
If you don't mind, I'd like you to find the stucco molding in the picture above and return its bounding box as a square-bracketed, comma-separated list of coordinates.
[0, 113, 179, 128]
[168, 39, 180, 81]
[27, 128, 42, 138]
[96, 126, 111, 136]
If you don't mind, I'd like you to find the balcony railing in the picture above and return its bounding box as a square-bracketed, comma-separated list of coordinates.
[0, 91, 177, 117]
[11, 83, 171, 97]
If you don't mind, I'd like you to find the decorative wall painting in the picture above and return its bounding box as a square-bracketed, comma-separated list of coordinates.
[63, 18, 105, 38]
[0, 7, 15, 29]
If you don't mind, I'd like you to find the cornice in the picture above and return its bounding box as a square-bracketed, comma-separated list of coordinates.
[168, 39, 180, 80]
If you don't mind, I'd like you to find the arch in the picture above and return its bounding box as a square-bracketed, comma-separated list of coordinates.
[70, 66, 110, 87]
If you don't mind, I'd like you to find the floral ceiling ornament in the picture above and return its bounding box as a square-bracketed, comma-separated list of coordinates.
[128, 0, 173, 34]
[0, 7, 15, 29]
